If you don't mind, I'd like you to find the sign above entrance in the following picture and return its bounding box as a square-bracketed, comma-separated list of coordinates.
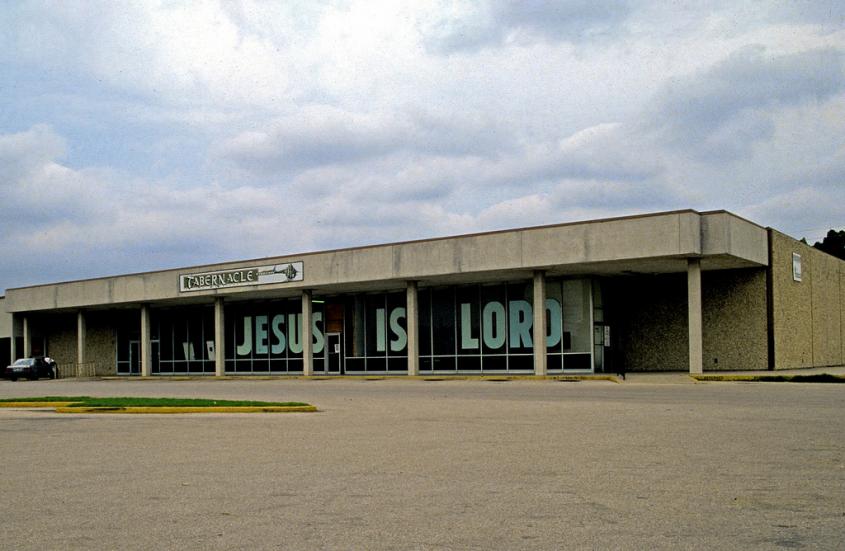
[179, 262, 304, 292]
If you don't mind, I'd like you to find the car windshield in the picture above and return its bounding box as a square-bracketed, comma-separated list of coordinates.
[13, 359, 34, 366]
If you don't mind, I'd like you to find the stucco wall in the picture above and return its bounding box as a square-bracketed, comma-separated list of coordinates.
[770, 230, 844, 369]
[610, 268, 768, 371]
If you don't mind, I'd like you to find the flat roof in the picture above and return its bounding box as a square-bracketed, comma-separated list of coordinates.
[4, 209, 770, 313]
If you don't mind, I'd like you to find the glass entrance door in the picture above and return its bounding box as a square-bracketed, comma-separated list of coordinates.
[128, 341, 140, 375]
[326, 333, 342, 374]
[127, 340, 159, 375]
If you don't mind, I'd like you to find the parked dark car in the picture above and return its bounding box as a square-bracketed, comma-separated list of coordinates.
[4, 357, 57, 381]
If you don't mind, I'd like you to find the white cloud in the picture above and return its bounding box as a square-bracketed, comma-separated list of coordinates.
[0, 2, 844, 291]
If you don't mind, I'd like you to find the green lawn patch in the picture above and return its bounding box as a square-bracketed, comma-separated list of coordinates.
[0, 396, 310, 407]
[0, 396, 93, 403]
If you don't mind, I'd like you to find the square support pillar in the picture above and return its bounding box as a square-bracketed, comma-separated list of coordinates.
[23, 316, 31, 358]
[140, 304, 152, 377]
[10, 313, 17, 364]
[533, 270, 548, 376]
[406, 281, 420, 376]
[687, 258, 703, 374]
[302, 290, 313, 376]
[77, 311, 86, 365]
[214, 297, 225, 376]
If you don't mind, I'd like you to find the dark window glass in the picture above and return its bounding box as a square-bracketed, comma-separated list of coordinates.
[346, 297, 366, 358]
[547, 354, 563, 372]
[507, 355, 532, 372]
[270, 358, 286, 373]
[202, 308, 214, 362]
[387, 358, 407, 372]
[225, 308, 236, 360]
[287, 359, 303, 373]
[564, 353, 591, 371]
[312, 358, 324, 373]
[420, 357, 432, 371]
[159, 316, 173, 362]
[457, 356, 481, 371]
[545, 280, 563, 354]
[173, 313, 188, 361]
[235, 359, 251, 373]
[482, 355, 506, 371]
[418, 289, 432, 356]
[431, 356, 455, 371]
[367, 357, 387, 372]
[345, 358, 365, 372]
[431, 288, 455, 356]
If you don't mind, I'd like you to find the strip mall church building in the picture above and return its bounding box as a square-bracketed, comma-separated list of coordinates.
[1, 210, 843, 377]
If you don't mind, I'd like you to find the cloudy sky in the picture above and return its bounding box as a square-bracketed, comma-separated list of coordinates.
[1, 1, 844, 292]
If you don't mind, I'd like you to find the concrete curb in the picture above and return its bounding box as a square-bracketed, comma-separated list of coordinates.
[691, 374, 845, 383]
[96, 374, 621, 383]
[53, 405, 318, 414]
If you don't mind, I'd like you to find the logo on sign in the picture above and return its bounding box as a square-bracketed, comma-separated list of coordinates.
[179, 262, 304, 292]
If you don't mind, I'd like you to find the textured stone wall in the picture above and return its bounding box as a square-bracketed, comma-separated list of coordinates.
[608, 274, 688, 371]
[770, 230, 844, 369]
[44, 314, 77, 365]
[609, 268, 768, 371]
[701, 269, 768, 371]
[38, 311, 117, 376]
[85, 312, 117, 375]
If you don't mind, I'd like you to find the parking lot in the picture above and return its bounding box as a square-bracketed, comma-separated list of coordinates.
[1, 377, 843, 550]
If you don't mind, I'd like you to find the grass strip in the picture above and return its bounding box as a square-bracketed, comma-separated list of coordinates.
[0, 396, 311, 407]
[0, 396, 93, 403]
[55, 405, 317, 414]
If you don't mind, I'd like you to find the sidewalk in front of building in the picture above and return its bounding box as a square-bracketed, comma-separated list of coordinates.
[619, 365, 845, 384]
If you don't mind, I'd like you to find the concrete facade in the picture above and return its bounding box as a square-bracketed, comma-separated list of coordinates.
[769, 230, 845, 369]
[1, 210, 842, 375]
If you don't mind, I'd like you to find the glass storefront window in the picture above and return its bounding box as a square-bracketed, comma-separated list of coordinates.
[115, 278, 594, 376]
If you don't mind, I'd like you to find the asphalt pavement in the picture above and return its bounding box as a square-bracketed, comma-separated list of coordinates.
[1, 377, 843, 550]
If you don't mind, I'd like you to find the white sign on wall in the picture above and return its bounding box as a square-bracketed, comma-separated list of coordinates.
[179, 262, 304, 292]
[792, 253, 802, 282]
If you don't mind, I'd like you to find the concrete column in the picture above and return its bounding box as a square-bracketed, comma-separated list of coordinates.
[140, 304, 152, 377]
[302, 290, 313, 376]
[406, 281, 420, 376]
[533, 270, 548, 376]
[10, 313, 16, 364]
[214, 297, 225, 376]
[688, 258, 703, 374]
[23, 316, 31, 358]
[77, 311, 86, 365]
